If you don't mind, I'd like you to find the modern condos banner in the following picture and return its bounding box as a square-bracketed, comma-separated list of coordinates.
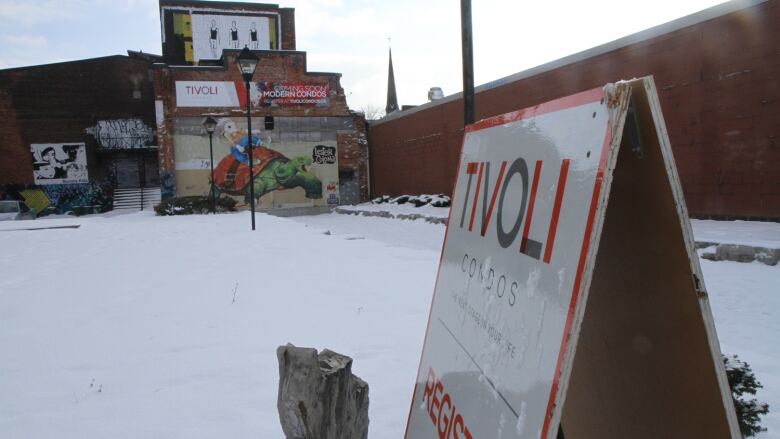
[30, 143, 89, 185]
[176, 81, 330, 108]
[191, 14, 271, 61]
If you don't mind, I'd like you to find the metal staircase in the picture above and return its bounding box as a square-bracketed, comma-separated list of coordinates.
[113, 187, 161, 211]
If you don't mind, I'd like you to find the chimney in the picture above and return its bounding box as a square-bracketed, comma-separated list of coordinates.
[428, 87, 444, 101]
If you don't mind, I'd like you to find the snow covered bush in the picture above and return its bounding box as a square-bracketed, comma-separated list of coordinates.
[154, 196, 237, 216]
[371, 194, 450, 207]
[724, 354, 770, 437]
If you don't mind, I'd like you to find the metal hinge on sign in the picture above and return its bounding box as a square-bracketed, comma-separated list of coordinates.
[625, 100, 643, 159]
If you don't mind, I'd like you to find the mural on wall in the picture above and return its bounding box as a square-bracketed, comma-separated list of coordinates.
[191, 13, 272, 61]
[85, 119, 155, 149]
[160, 171, 176, 200]
[0, 182, 113, 216]
[172, 117, 339, 209]
[30, 143, 89, 185]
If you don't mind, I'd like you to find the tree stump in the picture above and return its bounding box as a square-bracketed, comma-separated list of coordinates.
[276, 344, 369, 439]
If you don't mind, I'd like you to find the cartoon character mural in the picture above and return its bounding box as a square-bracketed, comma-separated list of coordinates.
[212, 118, 323, 203]
[30, 143, 89, 185]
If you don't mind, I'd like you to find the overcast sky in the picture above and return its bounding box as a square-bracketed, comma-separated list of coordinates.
[0, 0, 727, 113]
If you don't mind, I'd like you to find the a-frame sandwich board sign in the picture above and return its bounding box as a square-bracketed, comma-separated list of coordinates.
[404, 76, 740, 439]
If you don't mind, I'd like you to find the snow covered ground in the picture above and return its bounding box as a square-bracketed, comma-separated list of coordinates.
[0, 211, 777, 438]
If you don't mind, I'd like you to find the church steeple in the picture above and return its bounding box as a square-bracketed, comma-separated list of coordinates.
[385, 47, 399, 115]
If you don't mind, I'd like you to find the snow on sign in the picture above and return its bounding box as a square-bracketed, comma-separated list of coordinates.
[406, 77, 740, 439]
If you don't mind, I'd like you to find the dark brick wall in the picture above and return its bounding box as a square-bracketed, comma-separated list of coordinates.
[0, 56, 156, 185]
[280, 8, 296, 50]
[369, 0, 780, 219]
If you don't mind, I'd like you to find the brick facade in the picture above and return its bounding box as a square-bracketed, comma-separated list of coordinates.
[369, 0, 779, 220]
[153, 49, 369, 203]
[0, 55, 157, 186]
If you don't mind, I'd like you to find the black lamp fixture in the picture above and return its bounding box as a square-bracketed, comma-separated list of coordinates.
[202, 116, 218, 214]
[236, 46, 260, 230]
[236, 46, 259, 82]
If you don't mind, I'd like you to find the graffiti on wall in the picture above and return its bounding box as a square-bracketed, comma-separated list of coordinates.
[160, 171, 176, 199]
[30, 143, 89, 185]
[86, 119, 155, 149]
[0, 182, 113, 216]
[172, 117, 340, 208]
[312, 145, 336, 164]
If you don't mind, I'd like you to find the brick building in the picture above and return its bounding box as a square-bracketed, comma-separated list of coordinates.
[0, 0, 368, 215]
[153, 0, 369, 209]
[0, 53, 160, 214]
[369, 0, 779, 220]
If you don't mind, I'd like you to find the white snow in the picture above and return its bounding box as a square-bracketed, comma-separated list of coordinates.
[692, 218, 780, 248]
[0, 212, 777, 438]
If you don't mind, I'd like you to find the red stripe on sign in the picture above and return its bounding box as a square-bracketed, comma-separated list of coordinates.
[468, 162, 484, 232]
[466, 162, 478, 174]
[480, 161, 507, 237]
[520, 160, 543, 254]
[539, 120, 612, 439]
[465, 87, 603, 133]
[403, 129, 471, 439]
[542, 159, 570, 263]
[235, 80, 248, 109]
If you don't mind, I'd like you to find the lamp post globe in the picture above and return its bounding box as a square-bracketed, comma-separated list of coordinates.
[202, 116, 218, 214]
[236, 46, 259, 230]
[237, 46, 259, 82]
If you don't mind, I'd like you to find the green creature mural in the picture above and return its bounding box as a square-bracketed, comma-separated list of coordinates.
[251, 156, 322, 199]
[212, 119, 322, 202]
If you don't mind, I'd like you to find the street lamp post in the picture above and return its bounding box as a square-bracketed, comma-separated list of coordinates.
[202, 116, 218, 214]
[236, 46, 260, 231]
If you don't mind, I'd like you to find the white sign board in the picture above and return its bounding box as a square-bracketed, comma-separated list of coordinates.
[191, 14, 270, 62]
[405, 88, 613, 439]
[30, 143, 89, 185]
[176, 81, 241, 108]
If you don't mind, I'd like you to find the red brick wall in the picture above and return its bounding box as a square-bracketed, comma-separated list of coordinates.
[338, 113, 370, 201]
[369, 0, 780, 219]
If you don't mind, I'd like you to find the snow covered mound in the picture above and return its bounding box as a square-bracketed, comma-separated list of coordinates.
[337, 195, 450, 221]
[371, 194, 451, 208]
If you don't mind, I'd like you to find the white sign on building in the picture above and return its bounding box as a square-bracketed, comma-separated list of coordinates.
[175, 81, 241, 107]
